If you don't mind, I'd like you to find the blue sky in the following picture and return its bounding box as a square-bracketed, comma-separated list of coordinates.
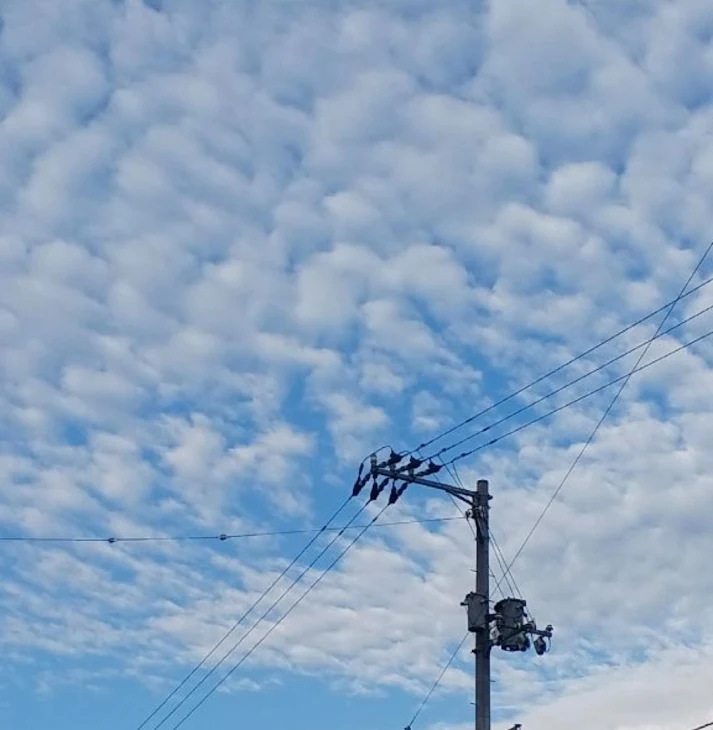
[1, 1, 713, 729]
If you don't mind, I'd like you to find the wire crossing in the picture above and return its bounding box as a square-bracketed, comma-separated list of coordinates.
[409, 272, 713, 456]
[427, 300, 713, 462]
[497, 240, 713, 580]
[148, 502, 370, 730]
[133, 495, 353, 730]
[169, 505, 392, 730]
[444, 323, 713, 467]
[443, 462, 519, 601]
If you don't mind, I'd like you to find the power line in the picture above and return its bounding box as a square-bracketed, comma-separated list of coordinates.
[410, 272, 713, 456]
[403, 632, 471, 730]
[690, 721, 713, 730]
[444, 463, 507, 598]
[147, 502, 371, 730]
[148, 466, 412, 730]
[443, 468, 496, 594]
[444, 462, 517, 601]
[490, 530, 522, 602]
[498, 240, 713, 580]
[0, 516, 465, 546]
[443, 463, 476, 541]
[427, 300, 713, 462]
[133, 495, 353, 730]
[445, 322, 713, 467]
[168, 505, 391, 730]
[447, 461, 525, 611]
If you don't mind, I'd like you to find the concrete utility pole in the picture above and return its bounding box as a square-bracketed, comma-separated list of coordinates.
[473, 479, 491, 730]
[367, 453, 553, 730]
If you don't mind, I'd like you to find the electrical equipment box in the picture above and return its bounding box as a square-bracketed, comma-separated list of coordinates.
[493, 598, 530, 652]
[461, 592, 487, 632]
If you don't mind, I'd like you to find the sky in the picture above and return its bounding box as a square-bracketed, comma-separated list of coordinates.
[1, 0, 713, 729]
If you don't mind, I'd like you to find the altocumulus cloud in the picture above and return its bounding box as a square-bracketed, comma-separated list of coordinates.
[1, 1, 713, 730]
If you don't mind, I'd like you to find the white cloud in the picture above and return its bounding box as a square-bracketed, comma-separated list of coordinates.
[1, 1, 713, 729]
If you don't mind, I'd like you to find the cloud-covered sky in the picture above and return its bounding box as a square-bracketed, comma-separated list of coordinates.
[1, 0, 713, 729]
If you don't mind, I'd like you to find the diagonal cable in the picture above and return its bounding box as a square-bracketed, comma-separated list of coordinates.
[403, 632, 471, 730]
[427, 300, 713, 462]
[133, 495, 353, 730]
[169, 505, 392, 730]
[446, 323, 713, 468]
[499, 241, 713, 578]
[149, 502, 370, 730]
[443, 463, 503, 595]
[409, 273, 713, 456]
[490, 530, 521, 601]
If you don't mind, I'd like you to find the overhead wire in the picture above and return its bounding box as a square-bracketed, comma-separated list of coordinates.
[497, 240, 713, 580]
[442, 463, 476, 541]
[409, 272, 713, 456]
[443, 462, 506, 598]
[132, 494, 354, 730]
[426, 299, 713, 462]
[444, 473, 498, 593]
[690, 722, 713, 730]
[148, 456, 410, 730]
[490, 530, 522, 602]
[444, 322, 713, 467]
[146, 501, 372, 730]
[403, 631, 471, 730]
[168, 504, 393, 730]
[0, 516, 465, 545]
[448, 462, 525, 614]
[115, 248, 710, 729]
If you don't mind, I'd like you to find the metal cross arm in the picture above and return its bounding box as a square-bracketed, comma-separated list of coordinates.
[370, 466, 477, 505]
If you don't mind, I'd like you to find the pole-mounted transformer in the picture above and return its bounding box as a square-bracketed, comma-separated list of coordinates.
[365, 458, 554, 730]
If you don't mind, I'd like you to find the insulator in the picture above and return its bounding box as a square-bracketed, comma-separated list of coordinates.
[407, 456, 423, 470]
[369, 477, 389, 502]
[421, 461, 442, 476]
[351, 475, 368, 497]
[386, 450, 404, 466]
[388, 483, 408, 505]
[219, 533, 227, 541]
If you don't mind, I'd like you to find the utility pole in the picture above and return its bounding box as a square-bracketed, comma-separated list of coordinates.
[364, 453, 554, 730]
[473, 479, 491, 730]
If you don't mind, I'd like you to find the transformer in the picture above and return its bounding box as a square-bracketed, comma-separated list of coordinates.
[493, 598, 530, 652]
[461, 591, 488, 632]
